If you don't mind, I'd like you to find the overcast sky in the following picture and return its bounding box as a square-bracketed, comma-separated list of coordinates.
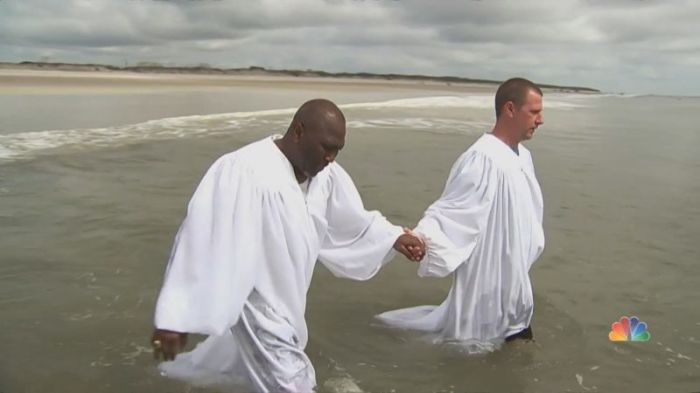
[1, 0, 698, 95]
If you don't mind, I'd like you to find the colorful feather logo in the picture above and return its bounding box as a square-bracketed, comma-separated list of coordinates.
[609, 316, 650, 342]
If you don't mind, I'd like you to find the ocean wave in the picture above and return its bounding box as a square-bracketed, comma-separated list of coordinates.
[0, 116, 244, 162]
[346, 95, 493, 109]
[346, 95, 587, 110]
[0, 94, 583, 162]
[347, 118, 490, 132]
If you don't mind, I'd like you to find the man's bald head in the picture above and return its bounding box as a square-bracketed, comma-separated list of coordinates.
[277, 99, 346, 182]
[288, 98, 346, 138]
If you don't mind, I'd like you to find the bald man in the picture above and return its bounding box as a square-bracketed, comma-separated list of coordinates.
[150, 99, 424, 392]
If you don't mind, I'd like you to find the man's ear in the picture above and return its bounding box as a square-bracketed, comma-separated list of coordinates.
[505, 101, 516, 117]
[292, 121, 304, 142]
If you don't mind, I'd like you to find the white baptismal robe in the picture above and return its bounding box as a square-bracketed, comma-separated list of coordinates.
[377, 133, 545, 347]
[154, 136, 402, 392]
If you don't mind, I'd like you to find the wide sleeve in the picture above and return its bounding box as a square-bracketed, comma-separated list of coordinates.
[154, 155, 267, 336]
[415, 150, 497, 278]
[318, 164, 403, 280]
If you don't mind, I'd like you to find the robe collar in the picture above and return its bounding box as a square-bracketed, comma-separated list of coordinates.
[266, 135, 315, 202]
[480, 133, 528, 169]
[268, 134, 303, 186]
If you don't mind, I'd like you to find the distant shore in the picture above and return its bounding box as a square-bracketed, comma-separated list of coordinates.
[0, 61, 600, 95]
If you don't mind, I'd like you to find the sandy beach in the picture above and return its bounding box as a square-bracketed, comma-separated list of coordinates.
[0, 67, 502, 95]
[0, 66, 506, 138]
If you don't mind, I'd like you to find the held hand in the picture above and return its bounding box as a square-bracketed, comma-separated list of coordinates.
[393, 229, 425, 262]
[151, 329, 188, 361]
[404, 227, 427, 261]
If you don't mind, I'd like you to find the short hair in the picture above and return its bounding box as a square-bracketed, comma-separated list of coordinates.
[494, 78, 543, 117]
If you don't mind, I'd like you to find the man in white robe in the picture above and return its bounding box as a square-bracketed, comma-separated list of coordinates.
[377, 78, 546, 349]
[150, 99, 424, 392]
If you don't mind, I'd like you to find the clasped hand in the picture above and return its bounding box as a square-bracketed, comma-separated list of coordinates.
[393, 228, 425, 262]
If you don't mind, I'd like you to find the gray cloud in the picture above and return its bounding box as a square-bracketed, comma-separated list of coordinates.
[0, 0, 698, 95]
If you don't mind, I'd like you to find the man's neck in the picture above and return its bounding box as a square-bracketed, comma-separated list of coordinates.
[274, 138, 308, 183]
[490, 126, 520, 154]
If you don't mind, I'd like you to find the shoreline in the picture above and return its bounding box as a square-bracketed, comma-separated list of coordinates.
[0, 68, 496, 95]
[0, 62, 600, 95]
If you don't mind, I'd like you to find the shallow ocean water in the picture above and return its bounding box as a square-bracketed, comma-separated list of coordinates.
[1, 89, 699, 392]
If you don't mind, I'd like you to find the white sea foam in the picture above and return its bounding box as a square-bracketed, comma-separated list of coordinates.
[345, 94, 587, 110]
[0, 94, 590, 162]
[0, 113, 255, 162]
[345, 95, 493, 109]
[323, 376, 364, 393]
[347, 117, 490, 133]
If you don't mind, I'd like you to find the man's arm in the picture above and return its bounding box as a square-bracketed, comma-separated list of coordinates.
[412, 150, 496, 277]
[318, 164, 422, 279]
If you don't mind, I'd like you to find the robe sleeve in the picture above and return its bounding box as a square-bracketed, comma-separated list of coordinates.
[415, 150, 497, 278]
[318, 163, 403, 280]
[154, 155, 271, 336]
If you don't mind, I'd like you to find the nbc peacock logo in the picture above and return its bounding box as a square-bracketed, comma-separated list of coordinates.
[608, 316, 650, 342]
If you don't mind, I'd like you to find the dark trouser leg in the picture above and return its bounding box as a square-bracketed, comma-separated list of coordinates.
[505, 326, 533, 342]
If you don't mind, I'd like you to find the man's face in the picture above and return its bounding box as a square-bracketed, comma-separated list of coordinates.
[514, 90, 544, 141]
[297, 121, 345, 178]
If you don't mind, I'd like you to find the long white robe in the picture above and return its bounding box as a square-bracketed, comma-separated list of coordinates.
[154, 135, 402, 392]
[376, 133, 545, 350]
